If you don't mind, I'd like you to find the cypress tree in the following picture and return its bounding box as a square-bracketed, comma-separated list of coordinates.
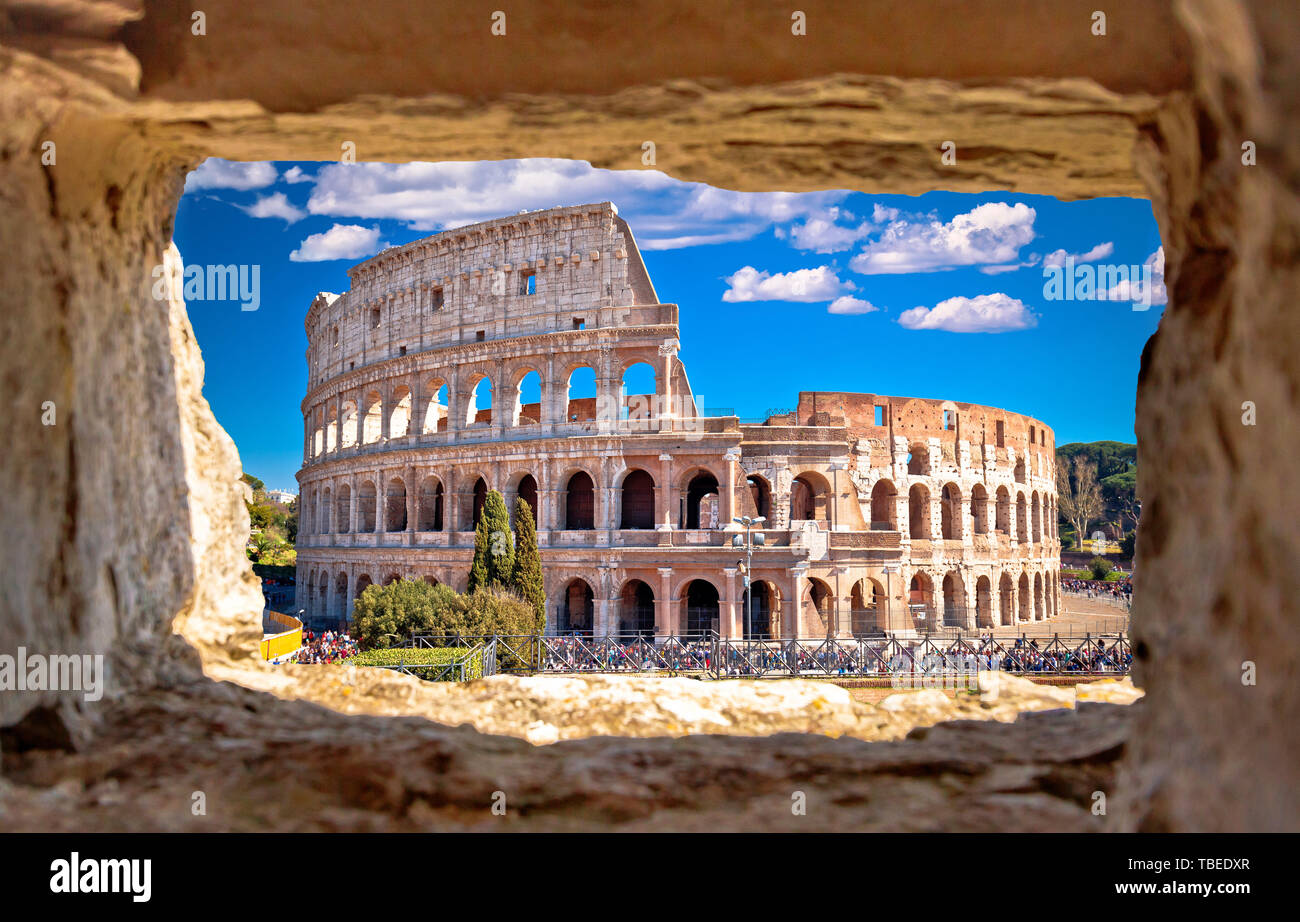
[511, 497, 547, 633]
[468, 489, 514, 591]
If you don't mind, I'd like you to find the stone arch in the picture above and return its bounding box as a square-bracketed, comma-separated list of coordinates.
[471, 476, 489, 529]
[908, 571, 935, 629]
[340, 399, 358, 448]
[559, 577, 594, 635]
[745, 473, 772, 520]
[618, 578, 656, 637]
[1034, 572, 1045, 621]
[335, 482, 352, 533]
[510, 367, 542, 426]
[564, 470, 595, 530]
[907, 442, 930, 476]
[511, 472, 538, 527]
[321, 486, 332, 534]
[940, 482, 963, 540]
[357, 480, 377, 533]
[421, 377, 448, 433]
[908, 483, 931, 539]
[971, 483, 989, 534]
[362, 389, 383, 444]
[941, 570, 966, 627]
[975, 575, 993, 628]
[747, 579, 780, 639]
[850, 578, 885, 636]
[334, 572, 349, 622]
[619, 468, 655, 529]
[1018, 572, 1032, 622]
[995, 485, 1011, 535]
[1014, 455, 1026, 484]
[389, 384, 411, 437]
[465, 373, 493, 427]
[1031, 490, 1042, 544]
[790, 470, 831, 524]
[1016, 491, 1028, 543]
[418, 475, 444, 531]
[804, 576, 834, 636]
[680, 578, 721, 636]
[385, 476, 407, 531]
[620, 361, 658, 422]
[682, 468, 720, 529]
[999, 572, 1015, 626]
[565, 364, 597, 422]
[870, 478, 897, 529]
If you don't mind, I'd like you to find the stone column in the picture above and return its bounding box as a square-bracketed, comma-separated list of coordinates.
[723, 449, 739, 527]
[722, 567, 739, 639]
[407, 464, 417, 542]
[655, 567, 673, 638]
[788, 567, 806, 638]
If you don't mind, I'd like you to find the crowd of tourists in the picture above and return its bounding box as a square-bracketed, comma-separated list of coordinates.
[289, 629, 358, 664]
[1061, 575, 1133, 604]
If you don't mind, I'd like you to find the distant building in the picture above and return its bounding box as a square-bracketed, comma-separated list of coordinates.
[264, 489, 297, 505]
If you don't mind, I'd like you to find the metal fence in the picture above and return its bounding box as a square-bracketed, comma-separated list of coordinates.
[401, 632, 1131, 680]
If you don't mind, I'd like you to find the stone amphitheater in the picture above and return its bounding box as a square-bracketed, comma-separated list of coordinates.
[295, 202, 1061, 635]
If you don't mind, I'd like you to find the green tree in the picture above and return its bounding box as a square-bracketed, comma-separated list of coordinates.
[1120, 529, 1137, 557]
[1089, 556, 1115, 580]
[350, 578, 460, 648]
[468, 490, 514, 592]
[510, 498, 546, 633]
[241, 472, 265, 492]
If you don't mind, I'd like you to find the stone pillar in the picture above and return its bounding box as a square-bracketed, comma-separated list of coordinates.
[655, 567, 673, 638]
[348, 476, 358, 537]
[407, 464, 417, 541]
[788, 567, 806, 638]
[723, 449, 739, 527]
[722, 568, 739, 639]
[376, 469, 387, 535]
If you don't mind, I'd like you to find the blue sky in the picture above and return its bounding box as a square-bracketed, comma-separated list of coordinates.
[175, 159, 1164, 492]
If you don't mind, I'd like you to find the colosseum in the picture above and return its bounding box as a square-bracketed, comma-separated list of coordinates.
[295, 202, 1061, 637]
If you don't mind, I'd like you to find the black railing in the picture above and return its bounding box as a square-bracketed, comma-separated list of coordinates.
[396, 631, 1130, 680]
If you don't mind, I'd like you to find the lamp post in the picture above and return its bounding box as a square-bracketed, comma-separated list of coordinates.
[732, 515, 766, 638]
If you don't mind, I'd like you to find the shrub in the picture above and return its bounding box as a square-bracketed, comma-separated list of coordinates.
[351, 578, 459, 648]
[1120, 529, 1137, 557]
[1089, 556, 1115, 580]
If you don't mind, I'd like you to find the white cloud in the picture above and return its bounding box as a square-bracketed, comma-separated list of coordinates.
[722, 265, 854, 303]
[788, 207, 873, 253]
[289, 224, 386, 262]
[981, 253, 1043, 275]
[897, 293, 1037, 333]
[185, 159, 278, 191]
[827, 295, 879, 315]
[304, 159, 846, 249]
[241, 192, 306, 223]
[850, 202, 1037, 274]
[1103, 247, 1167, 306]
[282, 166, 312, 184]
[1043, 241, 1114, 268]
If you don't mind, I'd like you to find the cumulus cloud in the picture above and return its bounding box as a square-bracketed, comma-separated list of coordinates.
[897, 293, 1037, 333]
[241, 192, 306, 223]
[1042, 241, 1114, 268]
[850, 202, 1037, 274]
[1103, 247, 1167, 306]
[827, 296, 879, 315]
[185, 159, 278, 191]
[722, 265, 855, 303]
[304, 159, 847, 250]
[787, 207, 874, 253]
[282, 166, 312, 184]
[289, 224, 386, 262]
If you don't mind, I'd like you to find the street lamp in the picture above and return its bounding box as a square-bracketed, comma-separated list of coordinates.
[732, 515, 766, 638]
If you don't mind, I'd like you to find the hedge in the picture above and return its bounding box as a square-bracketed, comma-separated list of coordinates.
[350, 646, 484, 681]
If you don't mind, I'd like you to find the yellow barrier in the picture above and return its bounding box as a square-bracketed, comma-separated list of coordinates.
[260, 610, 303, 661]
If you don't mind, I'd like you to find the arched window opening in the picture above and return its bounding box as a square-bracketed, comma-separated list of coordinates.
[358, 481, 377, 533]
[1016, 492, 1029, 543]
[560, 579, 594, 636]
[422, 379, 448, 433]
[940, 483, 962, 540]
[789, 473, 828, 524]
[335, 483, 352, 533]
[684, 471, 720, 529]
[515, 474, 538, 527]
[385, 477, 407, 532]
[942, 572, 965, 627]
[976, 576, 993, 628]
[334, 573, 348, 624]
[566, 366, 597, 422]
[565, 471, 595, 530]
[321, 487, 332, 534]
[472, 477, 488, 529]
[850, 579, 884, 637]
[971, 483, 990, 534]
[513, 370, 542, 426]
[621, 362, 658, 422]
[746, 475, 771, 520]
[870, 479, 897, 530]
[907, 444, 929, 476]
[683, 580, 720, 636]
[362, 390, 383, 444]
[389, 385, 412, 437]
[908, 573, 934, 629]
[1018, 573, 1032, 622]
[466, 376, 493, 427]
[999, 573, 1015, 626]
[1031, 491, 1042, 544]
[806, 578, 833, 635]
[908, 484, 931, 539]
[995, 486, 1011, 535]
[620, 469, 655, 529]
[340, 400, 358, 448]
[418, 478, 443, 532]
[746, 580, 777, 639]
[619, 580, 656, 638]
